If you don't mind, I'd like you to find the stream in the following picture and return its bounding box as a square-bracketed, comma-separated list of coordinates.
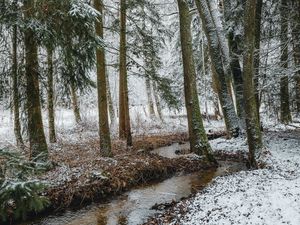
[22, 143, 246, 225]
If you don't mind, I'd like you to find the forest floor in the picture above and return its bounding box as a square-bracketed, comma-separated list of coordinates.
[144, 129, 300, 225]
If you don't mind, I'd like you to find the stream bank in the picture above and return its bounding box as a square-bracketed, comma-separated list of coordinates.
[11, 131, 246, 225]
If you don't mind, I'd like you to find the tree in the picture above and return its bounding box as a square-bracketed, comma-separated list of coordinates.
[119, 0, 132, 146]
[11, 6, 24, 148]
[24, 0, 48, 161]
[243, 0, 263, 168]
[279, 0, 292, 123]
[223, 0, 246, 121]
[195, 0, 240, 138]
[291, 0, 300, 114]
[47, 47, 57, 143]
[70, 81, 82, 124]
[254, 0, 263, 123]
[94, 0, 112, 157]
[177, 0, 216, 162]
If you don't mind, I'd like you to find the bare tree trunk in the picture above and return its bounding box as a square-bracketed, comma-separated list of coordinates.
[24, 0, 48, 161]
[70, 81, 81, 124]
[119, 0, 132, 146]
[280, 0, 292, 123]
[12, 23, 24, 148]
[243, 0, 263, 168]
[177, 0, 216, 163]
[95, 0, 112, 157]
[47, 47, 56, 143]
[195, 0, 240, 138]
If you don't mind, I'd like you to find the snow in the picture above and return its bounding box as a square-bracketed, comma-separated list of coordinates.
[0, 107, 225, 149]
[172, 130, 300, 225]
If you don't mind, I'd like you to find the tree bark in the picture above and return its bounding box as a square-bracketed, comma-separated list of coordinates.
[177, 0, 216, 163]
[223, 0, 245, 121]
[243, 0, 263, 168]
[195, 0, 240, 138]
[24, 0, 48, 161]
[12, 23, 24, 149]
[119, 0, 132, 146]
[47, 47, 57, 143]
[280, 0, 292, 123]
[106, 70, 116, 125]
[95, 0, 112, 157]
[254, 0, 263, 123]
[291, 0, 300, 114]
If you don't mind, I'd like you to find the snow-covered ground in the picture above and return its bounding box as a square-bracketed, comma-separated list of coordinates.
[0, 107, 225, 149]
[171, 130, 300, 225]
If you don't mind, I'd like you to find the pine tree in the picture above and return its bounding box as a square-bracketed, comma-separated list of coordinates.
[119, 0, 132, 146]
[24, 0, 48, 161]
[94, 0, 112, 157]
[11, 11, 24, 149]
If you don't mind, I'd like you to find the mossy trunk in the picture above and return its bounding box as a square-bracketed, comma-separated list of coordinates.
[195, 0, 240, 138]
[119, 0, 132, 146]
[95, 0, 112, 157]
[12, 24, 24, 148]
[47, 47, 56, 143]
[243, 0, 263, 168]
[24, 0, 48, 161]
[177, 0, 216, 163]
[280, 0, 292, 123]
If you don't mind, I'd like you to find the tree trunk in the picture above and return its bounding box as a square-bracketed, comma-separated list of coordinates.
[95, 0, 112, 157]
[70, 81, 81, 124]
[243, 0, 263, 168]
[280, 0, 292, 123]
[24, 0, 48, 161]
[291, 0, 300, 114]
[119, 0, 132, 146]
[223, 0, 245, 121]
[47, 47, 56, 143]
[106, 70, 116, 125]
[177, 0, 216, 163]
[12, 23, 24, 148]
[254, 0, 263, 123]
[195, 0, 240, 138]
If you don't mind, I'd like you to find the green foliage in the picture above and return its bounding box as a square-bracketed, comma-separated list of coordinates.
[0, 150, 49, 223]
[0, 180, 49, 222]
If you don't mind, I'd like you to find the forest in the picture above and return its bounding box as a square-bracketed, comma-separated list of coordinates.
[0, 0, 300, 224]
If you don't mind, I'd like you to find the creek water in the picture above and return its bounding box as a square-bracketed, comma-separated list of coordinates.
[22, 143, 246, 225]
